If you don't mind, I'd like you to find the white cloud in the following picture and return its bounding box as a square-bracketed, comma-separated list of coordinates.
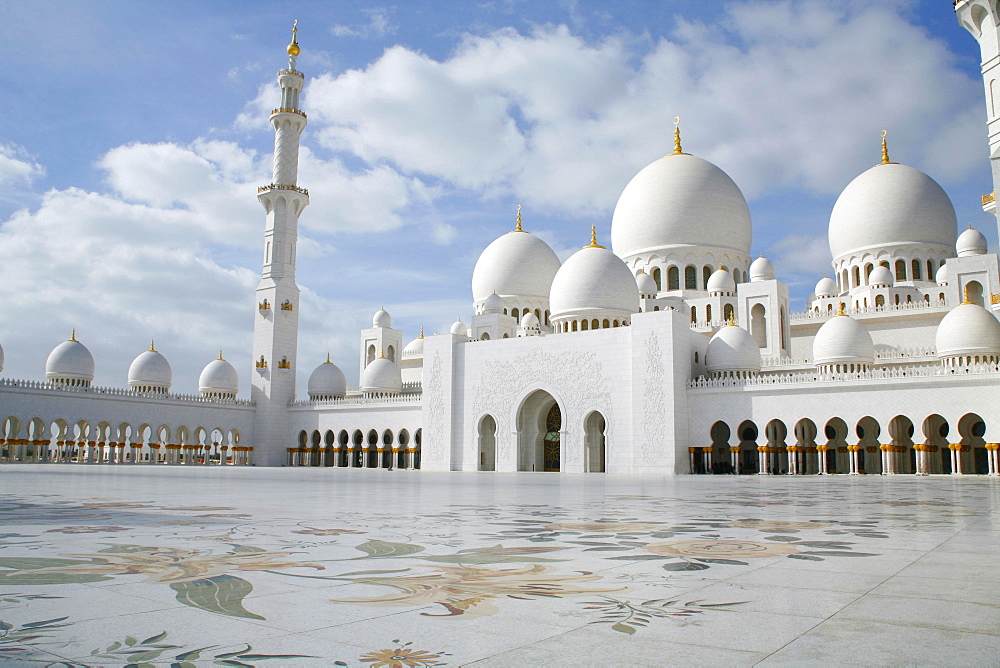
[331, 8, 396, 39]
[0, 143, 44, 186]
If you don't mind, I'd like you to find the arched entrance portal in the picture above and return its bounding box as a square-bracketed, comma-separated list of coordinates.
[517, 390, 562, 472]
[478, 415, 497, 471]
[584, 411, 606, 473]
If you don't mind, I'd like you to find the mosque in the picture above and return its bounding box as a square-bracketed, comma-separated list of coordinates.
[3, 5, 1000, 476]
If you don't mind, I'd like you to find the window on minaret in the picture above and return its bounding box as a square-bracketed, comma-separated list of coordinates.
[690, 306, 697, 323]
[705, 304, 712, 322]
[387, 345, 395, 362]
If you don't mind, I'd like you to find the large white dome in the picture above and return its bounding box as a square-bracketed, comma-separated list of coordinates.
[813, 312, 874, 367]
[308, 357, 347, 399]
[550, 243, 640, 319]
[936, 302, 1000, 360]
[199, 355, 239, 398]
[828, 163, 956, 261]
[360, 356, 402, 394]
[127, 345, 172, 392]
[611, 152, 752, 259]
[45, 335, 95, 385]
[706, 325, 761, 375]
[472, 230, 561, 302]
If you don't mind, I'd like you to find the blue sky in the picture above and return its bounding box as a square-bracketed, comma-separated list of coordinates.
[0, 0, 995, 392]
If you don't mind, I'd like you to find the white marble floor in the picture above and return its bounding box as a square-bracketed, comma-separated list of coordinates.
[0, 465, 998, 666]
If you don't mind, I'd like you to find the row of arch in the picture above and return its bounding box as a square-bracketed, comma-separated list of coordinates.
[0, 416, 249, 465]
[367, 344, 396, 364]
[697, 413, 997, 475]
[839, 258, 946, 292]
[505, 307, 551, 326]
[557, 318, 630, 333]
[647, 264, 745, 292]
[290, 428, 422, 469]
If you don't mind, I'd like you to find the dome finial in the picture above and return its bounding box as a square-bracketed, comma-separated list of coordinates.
[584, 225, 606, 249]
[879, 130, 895, 165]
[69, 329, 77, 342]
[836, 302, 847, 316]
[419, 326, 424, 339]
[325, 352, 331, 364]
[515, 204, 523, 232]
[727, 313, 737, 326]
[218, 349, 224, 361]
[149, 339, 156, 352]
[962, 285, 972, 304]
[671, 116, 688, 156]
[379, 348, 386, 359]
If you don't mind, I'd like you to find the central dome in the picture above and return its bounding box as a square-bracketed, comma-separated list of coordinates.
[611, 153, 752, 260]
[472, 230, 561, 302]
[829, 163, 956, 261]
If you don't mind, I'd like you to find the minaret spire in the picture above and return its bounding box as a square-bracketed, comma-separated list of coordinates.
[251, 24, 310, 466]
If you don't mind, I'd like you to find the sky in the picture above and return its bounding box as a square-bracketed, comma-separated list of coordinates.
[0, 0, 995, 393]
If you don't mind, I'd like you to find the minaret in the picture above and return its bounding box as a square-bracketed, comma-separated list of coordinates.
[251, 21, 309, 466]
[956, 0, 1000, 239]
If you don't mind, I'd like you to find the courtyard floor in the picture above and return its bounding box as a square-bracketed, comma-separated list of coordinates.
[0, 465, 998, 666]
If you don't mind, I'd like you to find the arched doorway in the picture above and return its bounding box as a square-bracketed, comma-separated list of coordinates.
[823, 417, 849, 474]
[584, 411, 606, 473]
[958, 413, 987, 474]
[856, 416, 881, 474]
[478, 415, 497, 471]
[710, 421, 731, 474]
[921, 414, 949, 474]
[737, 420, 758, 474]
[792, 418, 817, 475]
[517, 390, 561, 472]
[887, 415, 914, 474]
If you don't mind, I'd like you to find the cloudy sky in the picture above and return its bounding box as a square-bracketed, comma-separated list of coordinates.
[0, 0, 994, 393]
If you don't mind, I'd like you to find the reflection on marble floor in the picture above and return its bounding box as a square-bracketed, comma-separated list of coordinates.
[0, 465, 998, 666]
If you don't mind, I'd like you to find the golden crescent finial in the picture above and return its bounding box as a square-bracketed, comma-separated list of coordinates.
[674, 116, 680, 126]
[515, 204, 523, 232]
[287, 19, 301, 57]
[880, 130, 893, 165]
[69, 329, 77, 342]
[671, 116, 687, 156]
[218, 349, 224, 360]
[150, 339, 156, 352]
[880, 129, 887, 138]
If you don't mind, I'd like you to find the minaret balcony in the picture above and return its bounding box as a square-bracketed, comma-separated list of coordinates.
[278, 68, 304, 78]
[257, 183, 309, 197]
[271, 107, 307, 119]
[983, 190, 996, 214]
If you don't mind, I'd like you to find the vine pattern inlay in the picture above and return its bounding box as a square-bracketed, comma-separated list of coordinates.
[642, 331, 667, 464]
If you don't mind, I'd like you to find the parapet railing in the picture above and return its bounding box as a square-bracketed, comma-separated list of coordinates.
[791, 300, 948, 322]
[688, 362, 1000, 390]
[0, 378, 254, 406]
[290, 393, 423, 408]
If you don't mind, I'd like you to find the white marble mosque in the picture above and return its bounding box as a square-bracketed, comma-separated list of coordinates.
[3, 5, 1000, 480]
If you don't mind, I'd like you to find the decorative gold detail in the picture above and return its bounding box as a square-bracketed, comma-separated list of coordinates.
[325, 352, 331, 364]
[671, 116, 690, 156]
[278, 356, 291, 369]
[257, 183, 309, 196]
[584, 225, 605, 249]
[271, 107, 307, 118]
[69, 329, 77, 342]
[280, 300, 294, 311]
[991, 293, 1000, 305]
[515, 204, 523, 232]
[419, 326, 425, 339]
[379, 348, 387, 359]
[218, 350, 225, 361]
[879, 130, 896, 165]
[726, 313, 737, 326]
[259, 298, 270, 310]
[962, 285, 971, 304]
[836, 302, 847, 316]
[149, 340, 156, 352]
[983, 191, 996, 206]
[287, 19, 300, 56]
[255, 355, 267, 368]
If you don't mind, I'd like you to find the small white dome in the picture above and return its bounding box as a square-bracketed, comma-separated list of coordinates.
[127, 345, 172, 391]
[957, 226, 988, 257]
[521, 312, 540, 328]
[402, 333, 425, 358]
[472, 230, 561, 302]
[373, 308, 392, 328]
[936, 263, 949, 285]
[815, 276, 839, 298]
[813, 311, 874, 367]
[482, 293, 504, 315]
[550, 244, 640, 319]
[308, 357, 347, 399]
[706, 325, 761, 374]
[450, 319, 467, 335]
[829, 162, 956, 262]
[199, 355, 239, 398]
[636, 272, 658, 296]
[611, 152, 752, 259]
[749, 255, 775, 282]
[868, 266, 894, 287]
[936, 302, 1000, 360]
[706, 267, 736, 294]
[360, 356, 402, 394]
[45, 335, 95, 385]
